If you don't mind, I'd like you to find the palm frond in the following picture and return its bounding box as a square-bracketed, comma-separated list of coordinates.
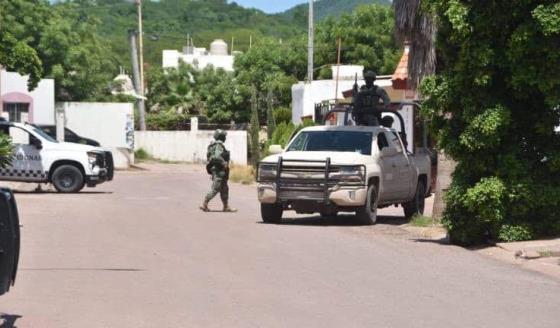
[0, 134, 14, 169]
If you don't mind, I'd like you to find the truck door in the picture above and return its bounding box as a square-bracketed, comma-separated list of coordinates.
[386, 131, 413, 200]
[0, 126, 46, 182]
[377, 132, 400, 202]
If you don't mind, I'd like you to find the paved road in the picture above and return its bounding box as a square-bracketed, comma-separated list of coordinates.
[1, 164, 559, 327]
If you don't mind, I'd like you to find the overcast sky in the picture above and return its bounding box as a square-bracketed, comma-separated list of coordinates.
[229, 0, 308, 13]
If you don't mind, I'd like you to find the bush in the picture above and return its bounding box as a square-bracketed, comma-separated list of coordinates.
[145, 111, 190, 130]
[498, 225, 533, 242]
[274, 107, 292, 124]
[134, 148, 151, 161]
[420, 1, 560, 245]
[229, 165, 255, 185]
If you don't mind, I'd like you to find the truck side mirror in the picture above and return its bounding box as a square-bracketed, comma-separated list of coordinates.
[31, 137, 42, 150]
[268, 145, 284, 155]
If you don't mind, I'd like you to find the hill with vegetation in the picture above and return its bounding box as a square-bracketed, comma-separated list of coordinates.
[54, 0, 305, 68]
[279, 0, 392, 24]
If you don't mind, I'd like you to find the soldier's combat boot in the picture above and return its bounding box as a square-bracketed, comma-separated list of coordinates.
[223, 203, 237, 213]
[199, 201, 210, 212]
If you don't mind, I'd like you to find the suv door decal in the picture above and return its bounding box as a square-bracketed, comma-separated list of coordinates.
[0, 168, 48, 179]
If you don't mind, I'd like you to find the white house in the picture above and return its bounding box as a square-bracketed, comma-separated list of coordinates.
[162, 39, 235, 72]
[0, 69, 55, 124]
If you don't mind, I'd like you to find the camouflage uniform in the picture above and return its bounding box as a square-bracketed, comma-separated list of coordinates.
[353, 71, 391, 126]
[200, 130, 236, 212]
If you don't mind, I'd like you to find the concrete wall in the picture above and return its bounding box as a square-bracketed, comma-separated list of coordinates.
[1, 69, 55, 124]
[59, 102, 135, 169]
[135, 130, 248, 166]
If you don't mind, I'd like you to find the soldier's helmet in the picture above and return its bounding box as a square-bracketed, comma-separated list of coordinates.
[214, 129, 227, 141]
[363, 70, 377, 81]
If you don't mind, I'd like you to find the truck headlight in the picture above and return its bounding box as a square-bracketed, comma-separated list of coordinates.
[87, 152, 98, 165]
[331, 165, 365, 184]
[257, 163, 277, 182]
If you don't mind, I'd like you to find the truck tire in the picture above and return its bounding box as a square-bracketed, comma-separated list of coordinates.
[403, 180, 426, 219]
[261, 203, 283, 224]
[52, 165, 85, 193]
[356, 184, 378, 225]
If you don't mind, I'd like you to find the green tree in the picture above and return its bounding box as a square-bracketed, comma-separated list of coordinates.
[314, 4, 401, 79]
[249, 86, 261, 167]
[0, 0, 46, 89]
[1, 0, 119, 101]
[234, 37, 304, 110]
[196, 67, 249, 123]
[147, 63, 199, 115]
[420, 0, 560, 244]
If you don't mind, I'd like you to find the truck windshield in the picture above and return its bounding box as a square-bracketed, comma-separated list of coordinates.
[287, 131, 373, 155]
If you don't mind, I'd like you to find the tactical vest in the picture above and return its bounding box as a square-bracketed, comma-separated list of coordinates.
[206, 141, 230, 174]
[354, 85, 381, 113]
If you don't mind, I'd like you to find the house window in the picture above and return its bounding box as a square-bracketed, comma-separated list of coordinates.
[3, 103, 29, 123]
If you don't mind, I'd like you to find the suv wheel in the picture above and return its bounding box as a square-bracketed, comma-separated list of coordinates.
[403, 180, 426, 219]
[356, 184, 378, 225]
[52, 165, 85, 193]
[261, 203, 283, 224]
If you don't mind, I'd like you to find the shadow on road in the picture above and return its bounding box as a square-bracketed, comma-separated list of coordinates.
[262, 214, 410, 227]
[412, 237, 451, 245]
[20, 268, 144, 272]
[13, 190, 113, 195]
[0, 314, 21, 328]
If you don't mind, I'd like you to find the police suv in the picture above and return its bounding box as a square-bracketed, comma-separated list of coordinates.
[0, 121, 113, 193]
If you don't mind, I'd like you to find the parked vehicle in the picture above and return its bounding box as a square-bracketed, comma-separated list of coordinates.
[0, 121, 113, 193]
[0, 188, 20, 295]
[34, 125, 100, 147]
[257, 125, 432, 224]
[33, 124, 114, 181]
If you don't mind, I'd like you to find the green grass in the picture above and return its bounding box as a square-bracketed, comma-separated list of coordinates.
[134, 148, 152, 161]
[410, 215, 436, 227]
[229, 165, 255, 185]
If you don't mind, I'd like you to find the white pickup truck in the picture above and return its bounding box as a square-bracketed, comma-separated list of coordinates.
[0, 121, 113, 193]
[257, 125, 432, 224]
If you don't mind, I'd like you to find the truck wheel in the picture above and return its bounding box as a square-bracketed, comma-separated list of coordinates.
[52, 165, 85, 193]
[356, 184, 378, 225]
[403, 180, 426, 219]
[261, 203, 283, 224]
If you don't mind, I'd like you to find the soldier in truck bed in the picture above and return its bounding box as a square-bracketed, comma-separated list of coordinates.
[353, 70, 391, 126]
[200, 130, 237, 213]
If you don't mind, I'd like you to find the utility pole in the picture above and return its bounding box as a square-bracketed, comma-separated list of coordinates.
[307, 0, 314, 83]
[135, 0, 147, 130]
[334, 38, 342, 103]
[129, 30, 146, 131]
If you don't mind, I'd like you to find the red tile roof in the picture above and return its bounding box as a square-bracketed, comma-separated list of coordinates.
[392, 44, 410, 90]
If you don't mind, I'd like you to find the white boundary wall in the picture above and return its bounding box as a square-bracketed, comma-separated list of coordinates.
[135, 130, 248, 166]
[58, 102, 135, 169]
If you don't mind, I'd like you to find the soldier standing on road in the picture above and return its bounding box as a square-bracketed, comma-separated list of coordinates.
[200, 130, 237, 213]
